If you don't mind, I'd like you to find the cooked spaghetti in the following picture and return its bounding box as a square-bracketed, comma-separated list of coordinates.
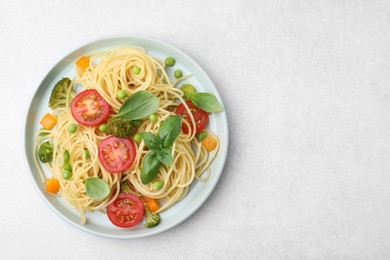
[34, 46, 220, 226]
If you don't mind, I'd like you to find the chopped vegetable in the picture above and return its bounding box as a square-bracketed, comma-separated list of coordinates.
[197, 132, 207, 141]
[202, 135, 217, 152]
[76, 56, 90, 72]
[144, 203, 161, 228]
[165, 57, 175, 67]
[106, 117, 134, 138]
[174, 69, 183, 78]
[175, 101, 208, 133]
[39, 127, 49, 137]
[67, 123, 78, 134]
[64, 163, 72, 172]
[134, 133, 142, 142]
[107, 193, 144, 228]
[62, 170, 72, 180]
[40, 113, 57, 130]
[180, 84, 196, 100]
[99, 123, 107, 132]
[38, 141, 53, 163]
[48, 77, 73, 110]
[149, 114, 158, 123]
[132, 120, 142, 127]
[46, 178, 60, 193]
[132, 66, 141, 75]
[98, 136, 136, 173]
[70, 89, 111, 126]
[145, 197, 160, 213]
[120, 182, 132, 193]
[63, 150, 70, 163]
[152, 180, 163, 190]
[84, 149, 91, 159]
[116, 90, 127, 99]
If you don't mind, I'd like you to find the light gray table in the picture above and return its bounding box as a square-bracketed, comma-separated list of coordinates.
[2, 0, 390, 259]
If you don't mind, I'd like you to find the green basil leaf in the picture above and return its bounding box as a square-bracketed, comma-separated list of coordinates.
[157, 147, 173, 166]
[157, 115, 182, 147]
[141, 151, 162, 184]
[85, 178, 110, 200]
[116, 91, 160, 120]
[190, 92, 223, 113]
[142, 132, 162, 151]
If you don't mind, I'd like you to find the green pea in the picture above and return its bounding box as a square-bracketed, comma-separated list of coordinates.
[134, 133, 142, 142]
[165, 57, 175, 67]
[62, 170, 72, 180]
[132, 120, 142, 127]
[67, 123, 78, 133]
[64, 162, 72, 172]
[152, 180, 163, 190]
[132, 66, 141, 75]
[174, 69, 183, 78]
[149, 114, 158, 123]
[85, 149, 91, 159]
[39, 127, 49, 137]
[116, 90, 127, 99]
[63, 150, 70, 163]
[197, 132, 207, 141]
[99, 123, 108, 132]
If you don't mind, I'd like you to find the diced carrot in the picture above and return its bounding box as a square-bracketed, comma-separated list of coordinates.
[202, 135, 217, 152]
[40, 113, 57, 130]
[76, 56, 90, 72]
[46, 178, 60, 193]
[145, 197, 160, 213]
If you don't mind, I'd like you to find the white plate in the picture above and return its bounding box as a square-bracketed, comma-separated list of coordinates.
[23, 36, 229, 239]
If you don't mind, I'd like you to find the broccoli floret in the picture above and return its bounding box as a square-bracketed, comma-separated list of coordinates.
[38, 141, 53, 163]
[120, 182, 132, 193]
[106, 117, 134, 138]
[144, 203, 161, 228]
[180, 84, 196, 100]
[48, 77, 73, 110]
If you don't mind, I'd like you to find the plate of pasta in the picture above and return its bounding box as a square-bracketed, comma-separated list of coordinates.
[24, 36, 228, 239]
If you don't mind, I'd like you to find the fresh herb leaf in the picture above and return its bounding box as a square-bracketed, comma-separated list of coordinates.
[157, 148, 172, 166]
[85, 178, 110, 200]
[116, 91, 160, 120]
[157, 115, 182, 147]
[190, 92, 223, 113]
[141, 115, 182, 184]
[141, 151, 162, 184]
[142, 132, 162, 151]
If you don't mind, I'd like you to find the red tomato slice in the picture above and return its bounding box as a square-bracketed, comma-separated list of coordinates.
[107, 193, 144, 228]
[175, 100, 209, 134]
[70, 89, 111, 126]
[98, 136, 136, 173]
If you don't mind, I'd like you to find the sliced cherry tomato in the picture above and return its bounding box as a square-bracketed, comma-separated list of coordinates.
[70, 89, 111, 126]
[98, 136, 136, 173]
[107, 192, 144, 228]
[175, 100, 209, 134]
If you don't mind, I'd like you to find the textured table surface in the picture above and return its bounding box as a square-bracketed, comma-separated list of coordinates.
[2, 0, 390, 259]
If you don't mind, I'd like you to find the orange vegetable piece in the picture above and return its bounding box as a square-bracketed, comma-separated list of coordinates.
[202, 135, 217, 152]
[46, 178, 60, 194]
[145, 197, 160, 213]
[76, 56, 90, 72]
[40, 113, 57, 130]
